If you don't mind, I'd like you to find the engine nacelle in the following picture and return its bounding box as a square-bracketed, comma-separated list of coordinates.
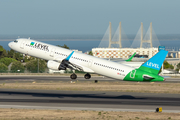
[47, 60, 64, 71]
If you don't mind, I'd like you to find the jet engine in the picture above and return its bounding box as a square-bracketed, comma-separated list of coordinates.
[47, 60, 66, 70]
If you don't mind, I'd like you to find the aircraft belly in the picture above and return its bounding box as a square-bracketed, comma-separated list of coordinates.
[91, 65, 134, 80]
[94, 69, 125, 80]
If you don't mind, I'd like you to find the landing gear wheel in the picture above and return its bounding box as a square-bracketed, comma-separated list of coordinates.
[70, 73, 77, 79]
[84, 73, 91, 79]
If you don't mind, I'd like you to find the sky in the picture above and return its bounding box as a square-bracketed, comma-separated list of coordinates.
[0, 0, 180, 35]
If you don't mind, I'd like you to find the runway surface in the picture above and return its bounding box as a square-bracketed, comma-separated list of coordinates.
[0, 75, 180, 83]
[0, 89, 180, 112]
[0, 75, 180, 112]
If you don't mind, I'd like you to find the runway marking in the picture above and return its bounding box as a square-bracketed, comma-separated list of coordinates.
[0, 105, 179, 113]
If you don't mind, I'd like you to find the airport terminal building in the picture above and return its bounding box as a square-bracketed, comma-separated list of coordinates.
[92, 48, 159, 58]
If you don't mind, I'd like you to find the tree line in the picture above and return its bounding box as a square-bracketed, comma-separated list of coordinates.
[0, 44, 68, 73]
[0, 45, 47, 73]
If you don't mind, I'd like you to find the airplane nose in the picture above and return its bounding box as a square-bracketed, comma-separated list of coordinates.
[8, 42, 13, 48]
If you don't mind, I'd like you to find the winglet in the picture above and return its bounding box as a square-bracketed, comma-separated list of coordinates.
[126, 52, 136, 62]
[65, 51, 74, 61]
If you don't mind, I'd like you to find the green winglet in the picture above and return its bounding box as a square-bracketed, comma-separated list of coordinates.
[126, 52, 136, 62]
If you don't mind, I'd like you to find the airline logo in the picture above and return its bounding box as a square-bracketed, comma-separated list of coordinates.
[30, 42, 35, 46]
[30, 42, 49, 52]
[146, 62, 159, 69]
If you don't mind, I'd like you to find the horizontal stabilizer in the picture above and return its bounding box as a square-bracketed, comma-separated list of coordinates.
[143, 75, 155, 80]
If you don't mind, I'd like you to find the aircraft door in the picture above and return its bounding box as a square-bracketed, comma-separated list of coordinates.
[50, 48, 55, 57]
[20, 41, 25, 49]
[88, 59, 93, 67]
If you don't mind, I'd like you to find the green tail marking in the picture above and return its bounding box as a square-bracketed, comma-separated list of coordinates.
[139, 50, 168, 74]
[138, 66, 159, 74]
[123, 69, 164, 82]
[123, 50, 168, 82]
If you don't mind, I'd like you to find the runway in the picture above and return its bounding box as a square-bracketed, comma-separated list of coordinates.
[0, 75, 180, 83]
[0, 75, 180, 112]
[0, 89, 180, 112]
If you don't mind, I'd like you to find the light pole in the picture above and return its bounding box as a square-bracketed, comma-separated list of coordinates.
[38, 58, 39, 73]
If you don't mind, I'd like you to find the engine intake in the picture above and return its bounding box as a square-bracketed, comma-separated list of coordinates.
[47, 60, 66, 70]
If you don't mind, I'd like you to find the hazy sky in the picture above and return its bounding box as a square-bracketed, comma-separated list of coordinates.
[0, 0, 180, 35]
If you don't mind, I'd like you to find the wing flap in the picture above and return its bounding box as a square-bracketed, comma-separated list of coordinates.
[59, 51, 94, 73]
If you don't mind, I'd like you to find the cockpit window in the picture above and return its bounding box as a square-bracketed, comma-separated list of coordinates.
[14, 40, 18, 43]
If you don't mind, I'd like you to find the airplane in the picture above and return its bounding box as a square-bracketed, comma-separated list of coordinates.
[110, 52, 144, 68]
[107, 52, 136, 62]
[108, 52, 144, 68]
[8, 38, 168, 82]
[125, 52, 136, 62]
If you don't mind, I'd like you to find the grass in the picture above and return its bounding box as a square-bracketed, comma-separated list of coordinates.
[0, 108, 179, 120]
[1, 81, 180, 94]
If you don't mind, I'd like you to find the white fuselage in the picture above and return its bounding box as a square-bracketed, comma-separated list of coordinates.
[8, 38, 135, 80]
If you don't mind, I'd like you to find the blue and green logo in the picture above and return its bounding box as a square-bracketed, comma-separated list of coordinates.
[29, 42, 49, 52]
[30, 42, 35, 46]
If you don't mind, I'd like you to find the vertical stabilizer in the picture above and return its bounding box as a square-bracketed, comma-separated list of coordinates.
[138, 50, 168, 74]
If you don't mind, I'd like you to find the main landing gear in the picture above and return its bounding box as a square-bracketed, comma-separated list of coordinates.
[70, 73, 77, 79]
[84, 73, 91, 79]
[70, 73, 91, 80]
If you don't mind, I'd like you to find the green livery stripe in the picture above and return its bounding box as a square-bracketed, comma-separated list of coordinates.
[123, 69, 143, 81]
[138, 66, 159, 74]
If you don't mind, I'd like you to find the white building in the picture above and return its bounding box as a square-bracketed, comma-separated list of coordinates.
[92, 48, 159, 58]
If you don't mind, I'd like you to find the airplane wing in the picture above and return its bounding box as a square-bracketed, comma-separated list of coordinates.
[59, 51, 94, 73]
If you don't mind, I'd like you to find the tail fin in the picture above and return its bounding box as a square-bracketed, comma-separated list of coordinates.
[138, 50, 168, 74]
[126, 52, 136, 62]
